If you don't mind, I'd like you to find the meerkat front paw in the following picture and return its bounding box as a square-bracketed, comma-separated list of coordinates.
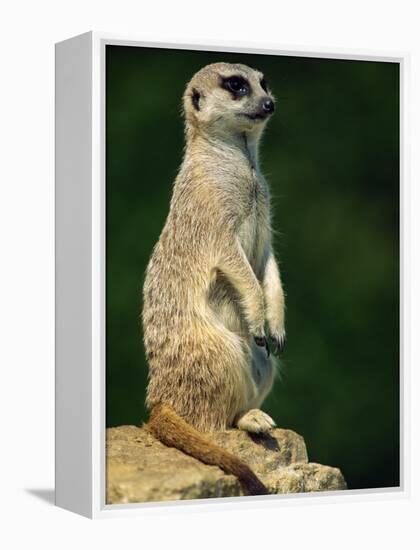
[237, 409, 276, 434]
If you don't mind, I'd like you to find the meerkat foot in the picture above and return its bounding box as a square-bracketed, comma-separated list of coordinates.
[236, 409, 276, 434]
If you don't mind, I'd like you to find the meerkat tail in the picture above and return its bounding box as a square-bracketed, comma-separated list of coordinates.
[147, 404, 269, 496]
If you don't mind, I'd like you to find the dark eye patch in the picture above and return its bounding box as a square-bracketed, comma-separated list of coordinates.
[221, 75, 250, 98]
[260, 78, 268, 92]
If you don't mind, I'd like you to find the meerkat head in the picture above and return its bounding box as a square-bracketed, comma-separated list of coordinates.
[183, 62, 275, 142]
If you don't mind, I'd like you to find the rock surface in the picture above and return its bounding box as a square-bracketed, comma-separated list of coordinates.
[106, 425, 346, 504]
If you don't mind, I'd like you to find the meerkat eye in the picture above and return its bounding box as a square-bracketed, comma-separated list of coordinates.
[260, 78, 268, 92]
[221, 76, 249, 98]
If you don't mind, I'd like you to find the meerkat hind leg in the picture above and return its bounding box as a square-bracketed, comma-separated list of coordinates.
[236, 409, 276, 434]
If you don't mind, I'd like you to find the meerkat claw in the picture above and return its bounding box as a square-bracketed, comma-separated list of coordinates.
[237, 409, 276, 433]
[271, 333, 286, 355]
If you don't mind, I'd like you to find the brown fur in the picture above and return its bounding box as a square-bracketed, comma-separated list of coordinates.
[142, 63, 286, 496]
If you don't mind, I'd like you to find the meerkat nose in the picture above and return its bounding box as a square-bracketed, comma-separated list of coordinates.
[262, 98, 275, 114]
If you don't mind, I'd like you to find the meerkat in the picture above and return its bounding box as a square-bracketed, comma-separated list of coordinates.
[143, 62, 286, 496]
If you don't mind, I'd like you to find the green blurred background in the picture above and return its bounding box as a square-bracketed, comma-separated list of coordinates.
[106, 45, 399, 490]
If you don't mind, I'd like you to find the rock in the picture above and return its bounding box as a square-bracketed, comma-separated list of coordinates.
[106, 425, 347, 504]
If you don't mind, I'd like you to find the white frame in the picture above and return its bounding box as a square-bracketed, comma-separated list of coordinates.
[55, 31, 409, 519]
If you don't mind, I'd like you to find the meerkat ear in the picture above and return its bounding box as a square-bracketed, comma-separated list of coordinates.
[191, 88, 201, 111]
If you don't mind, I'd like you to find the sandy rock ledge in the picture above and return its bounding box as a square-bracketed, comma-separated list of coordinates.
[106, 425, 346, 504]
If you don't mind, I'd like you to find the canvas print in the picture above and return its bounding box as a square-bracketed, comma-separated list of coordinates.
[105, 45, 399, 504]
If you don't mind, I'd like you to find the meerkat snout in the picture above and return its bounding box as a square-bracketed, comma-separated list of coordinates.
[262, 97, 275, 115]
[244, 96, 275, 121]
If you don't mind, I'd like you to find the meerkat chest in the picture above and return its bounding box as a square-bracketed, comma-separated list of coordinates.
[237, 169, 270, 266]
